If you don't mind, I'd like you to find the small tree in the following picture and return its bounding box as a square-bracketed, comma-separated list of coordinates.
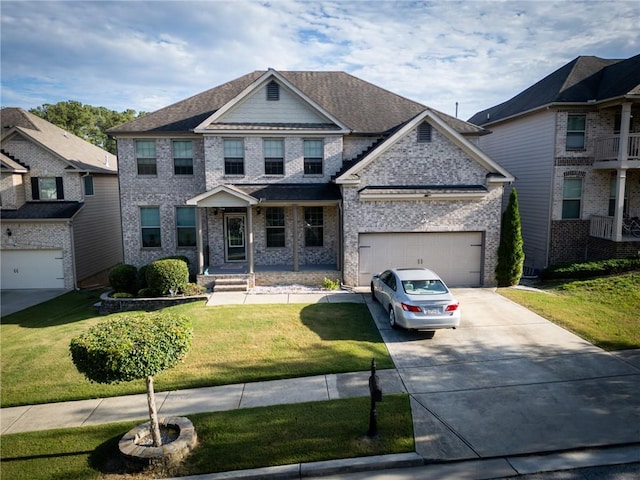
[496, 188, 525, 287]
[70, 312, 193, 446]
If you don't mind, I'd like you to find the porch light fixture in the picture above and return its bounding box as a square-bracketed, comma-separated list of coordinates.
[256, 206, 261, 215]
[5, 228, 11, 237]
[213, 208, 218, 216]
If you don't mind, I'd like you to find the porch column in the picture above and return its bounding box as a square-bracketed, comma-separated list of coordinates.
[247, 206, 254, 274]
[292, 204, 299, 272]
[613, 169, 627, 242]
[618, 103, 632, 166]
[196, 207, 204, 274]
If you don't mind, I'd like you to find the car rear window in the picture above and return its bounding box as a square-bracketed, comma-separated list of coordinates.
[402, 280, 448, 295]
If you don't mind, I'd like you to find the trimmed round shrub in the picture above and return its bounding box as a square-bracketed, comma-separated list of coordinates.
[109, 264, 138, 295]
[137, 287, 156, 298]
[180, 282, 206, 296]
[70, 312, 193, 384]
[137, 264, 149, 290]
[145, 259, 189, 296]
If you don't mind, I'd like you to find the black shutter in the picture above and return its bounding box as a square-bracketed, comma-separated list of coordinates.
[31, 177, 40, 200]
[56, 177, 64, 199]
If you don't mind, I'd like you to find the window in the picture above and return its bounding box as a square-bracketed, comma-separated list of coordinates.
[266, 207, 285, 247]
[83, 176, 94, 196]
[264, 138, 284, 175]
[173, 140, 193, 175]
[224, 139, 244, 175]
[176, 206, 196, 247]
[304, 206, 323, 247]
[303, 139, 323, 175]
[417, 123, 432, 143]
[31, 177, 63, 200]
[266, 80, 280, 101]
[566, 115, 586, 150]
[140, 207, 161, 248]
[136, 140, 157, 175]
[562, 178, 582, 219]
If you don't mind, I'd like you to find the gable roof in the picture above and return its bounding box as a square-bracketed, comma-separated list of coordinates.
[1, 108, 117, 174]
[108, 70, 486, 136]
[335, 109, 514, 185]
[469, 54, 640, 126]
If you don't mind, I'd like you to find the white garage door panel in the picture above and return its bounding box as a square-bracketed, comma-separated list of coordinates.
[1, 250, 65, 289]
[359, 232, 482, 287]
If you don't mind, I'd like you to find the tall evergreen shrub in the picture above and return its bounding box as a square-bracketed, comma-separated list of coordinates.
[496, 188, 525, 287]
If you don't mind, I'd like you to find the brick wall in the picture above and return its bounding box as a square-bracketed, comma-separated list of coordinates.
[549, 220, 590, 265]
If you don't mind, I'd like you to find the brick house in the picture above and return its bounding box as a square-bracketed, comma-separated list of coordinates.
[1, 108, 123, 289]
[469, 55, 640, 274]
[108, 69, 513, 290]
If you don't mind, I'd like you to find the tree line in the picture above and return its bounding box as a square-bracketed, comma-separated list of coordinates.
[29, 100, 146, 154]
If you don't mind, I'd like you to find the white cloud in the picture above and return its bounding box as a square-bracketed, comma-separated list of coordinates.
[1, 0, 638, 120]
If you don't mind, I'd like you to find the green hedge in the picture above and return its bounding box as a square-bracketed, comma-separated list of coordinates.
[540, 258, 640, 281]
[145, 258, 189, 296]
[108, 264, 138, 295]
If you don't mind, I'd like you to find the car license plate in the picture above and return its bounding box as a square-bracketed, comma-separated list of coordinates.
[424, 308, 441, 315]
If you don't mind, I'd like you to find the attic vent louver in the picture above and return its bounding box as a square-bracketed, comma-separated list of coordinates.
[417, 122, 432, 143]
[266, 80, 280, 101]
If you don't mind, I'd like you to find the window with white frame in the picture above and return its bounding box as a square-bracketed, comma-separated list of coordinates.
[266, 207, 285, 247]
[173, 140, 193, 175]
[566, 115, 586, 150]
[224, 139, 244, 175]
[303, 139, 323, 175]
[264, 138, 284, 175]
[136, 140, 157, 175]
[304, 206, 323, 247]
[176, 206, 196, 247]
[83, 175, 94, 196]
[562, 178, 582, 219]
[140, 206, 161, 247]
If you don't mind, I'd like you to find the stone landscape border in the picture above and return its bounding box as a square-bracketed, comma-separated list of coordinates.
[99, 292, 208, 314]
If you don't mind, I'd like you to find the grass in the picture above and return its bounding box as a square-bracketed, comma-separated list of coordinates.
[1, 292, 393, 407]
[0, 395, 414, 480]
[498, 272, 640, 351]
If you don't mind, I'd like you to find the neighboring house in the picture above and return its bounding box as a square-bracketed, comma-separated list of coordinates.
[1, 108, 123, 290]
[469, 55, 640, 275]
[108, 69, 513, 290]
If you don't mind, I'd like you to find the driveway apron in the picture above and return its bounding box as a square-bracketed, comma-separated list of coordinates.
[365, 288, 640, 461]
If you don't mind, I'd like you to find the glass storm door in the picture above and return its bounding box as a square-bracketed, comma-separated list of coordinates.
[225, 214, 246, 261]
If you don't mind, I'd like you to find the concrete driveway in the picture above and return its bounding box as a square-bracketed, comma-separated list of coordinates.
[0, 289, 69, 317]
[366, 288, 640, 461]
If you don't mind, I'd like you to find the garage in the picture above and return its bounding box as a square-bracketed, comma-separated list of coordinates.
[1, 249, 65, 289]
[358, 232, 483, 287]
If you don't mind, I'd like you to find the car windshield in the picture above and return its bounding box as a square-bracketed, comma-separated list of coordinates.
[402, 279, 448, 295]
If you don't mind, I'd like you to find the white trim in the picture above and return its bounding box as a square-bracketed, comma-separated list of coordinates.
[194, 69, 351, 134]
[186, 185, 258, 207]
[359, 192, 488, 201]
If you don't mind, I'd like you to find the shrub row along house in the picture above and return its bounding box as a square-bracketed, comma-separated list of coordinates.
[1, 108, 123, 289]
[108, 69, 514, 290]
[469, 54, 640, 275]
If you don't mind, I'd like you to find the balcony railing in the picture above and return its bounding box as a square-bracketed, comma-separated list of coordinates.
[594, 133, 640, 163]
[590, 215, 614, 239]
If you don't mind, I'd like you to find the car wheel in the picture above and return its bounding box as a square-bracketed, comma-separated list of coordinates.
[389, 307, 398, 329]
[370, 283, 377, 302]
[423, 331, 435, 339]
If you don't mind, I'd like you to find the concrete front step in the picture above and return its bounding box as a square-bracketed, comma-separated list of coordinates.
[214, 277, 250, 293]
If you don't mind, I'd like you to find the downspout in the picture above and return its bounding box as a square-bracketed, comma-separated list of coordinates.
[69, 220, 78, 290]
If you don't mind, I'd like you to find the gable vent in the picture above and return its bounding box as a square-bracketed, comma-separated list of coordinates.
[417, 123, 432, 143]
[266, 80, 280, 101]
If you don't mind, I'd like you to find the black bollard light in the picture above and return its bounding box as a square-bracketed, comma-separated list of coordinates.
[367, 357, 383, 437]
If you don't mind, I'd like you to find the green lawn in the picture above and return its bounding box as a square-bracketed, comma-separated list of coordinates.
[498, 272, 640, 351]
[1, 292, 392, 407]
[0, 395, 414, 480]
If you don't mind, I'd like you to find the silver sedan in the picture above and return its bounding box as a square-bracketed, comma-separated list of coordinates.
[371, 268, 460, 337]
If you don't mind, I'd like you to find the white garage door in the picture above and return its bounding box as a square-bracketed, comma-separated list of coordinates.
[358, 232, 483, 286]
[1, 250, 65, 289]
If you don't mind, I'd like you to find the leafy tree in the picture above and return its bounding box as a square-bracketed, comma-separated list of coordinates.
[496, 188, 525, 287]
[70, 312, 193, 446]
[30, 101, 144, 154]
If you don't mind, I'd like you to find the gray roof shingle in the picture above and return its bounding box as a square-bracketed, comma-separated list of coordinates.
[1, 201, 84, 220]
[468, 55, 640, 126]
[231, 183, 341, 202]
[108, 70, 485, 136]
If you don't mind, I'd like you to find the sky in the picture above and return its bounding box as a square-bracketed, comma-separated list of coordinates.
[1, 0, 639, 121]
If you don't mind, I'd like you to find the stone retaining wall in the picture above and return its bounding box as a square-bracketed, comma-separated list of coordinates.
[99, 292, 208, 315]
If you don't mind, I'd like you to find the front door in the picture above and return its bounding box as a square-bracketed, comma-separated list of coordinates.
[225, 214, 246, 261]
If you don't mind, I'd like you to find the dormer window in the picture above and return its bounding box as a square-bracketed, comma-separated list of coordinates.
[417, 123, 432, 143]
[266, 81, 280, 101]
